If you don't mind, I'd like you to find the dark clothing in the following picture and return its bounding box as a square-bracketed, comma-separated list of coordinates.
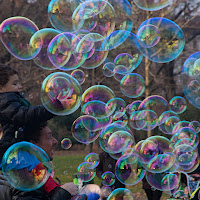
[96, 152, 125, 190]
[142, 177, 162, 200]
[0, 92, 54, 160]
[144, 189, 162, 200]
[0, 173, 72, 200]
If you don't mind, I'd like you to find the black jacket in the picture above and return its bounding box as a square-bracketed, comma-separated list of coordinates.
[0, 174, 72, 200]
[96, 152, 125, 190]
[0, 92, 55, 160]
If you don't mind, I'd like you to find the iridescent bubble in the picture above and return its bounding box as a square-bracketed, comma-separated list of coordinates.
[101, 171, 115, 186]
[136, 110, 158, 131]
[48, 0, 82, 32]
[77, 162, 96, 182]
[169, 96, 187, 114]
[159, 116, 180, 135]
[147, 136, 173, 154]
[114, 53, 141, 73]
[189, 121, 200, 133]
[47, 32, 76, 69]
[31, 28, 61, 70]
[105, 32, 143, 73]
[84, 153, 100, 168]
[182, 52, 200, 109]
[72, 0, 115, 38]
[106, 131, 134, 154]
[106, 98, 126, 119]
[99, 123, 134, 153]
[41, 72, 82, 115]
[48, 32, 87, 71]
[107, 188, 134, 200]
[120, 73, 145, 99]
[82, 100, 107, 119]
[2, 141, 52, 191]
[146, 171, 180, 191]
[71, 69, 86, 85]
[138, 95, 169, 117]
[72, 115, 100, 144]
[0, 16, 40, 60]
[101, 186, 112, 198]
[115, 153, 146, 185]
[133, 0, 171, 11]
[161, 173, 180, 191]
[172, 121, 190, 134]
[171, 127, 199, 149]
[137, 25, 160, 48]
[137, 18, 185, 63]
[82, 85, 115, 105]
[102, 62, 115, 77]
[173, 144, 197, 166]
[135, 139, 159, 164]
[61, 138, 72, 150]
[129, 111, 144, 130]
[158, 110, 179, 126]
[146, 153, 176, 173]
[126, 100, 142, 115]
[188, 80, 200, 92]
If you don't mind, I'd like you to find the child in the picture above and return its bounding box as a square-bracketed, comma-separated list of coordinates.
[0, 63, 59, 162]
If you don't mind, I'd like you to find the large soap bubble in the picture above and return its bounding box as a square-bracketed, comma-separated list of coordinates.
[2, 142, 52, 191]
[31, 28, 61, 70]
[41, 72, 82, 115]
[182, 52, 200, 109]
[137, 18, 185, 63]
[0, 17, 39, 60]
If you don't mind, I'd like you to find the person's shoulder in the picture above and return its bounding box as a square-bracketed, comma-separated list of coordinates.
[0, 92, 20, 104]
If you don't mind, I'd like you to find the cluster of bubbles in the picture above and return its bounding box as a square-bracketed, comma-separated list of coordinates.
[0, 0, 199, 199]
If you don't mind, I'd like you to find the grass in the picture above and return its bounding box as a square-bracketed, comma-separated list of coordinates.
[52, 153, 170, 200]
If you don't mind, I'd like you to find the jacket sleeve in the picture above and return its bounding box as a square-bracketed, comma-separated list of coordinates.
[96, 153, 103, 180]
[0, 93, 55, 126]
[48, 186, 72, 200]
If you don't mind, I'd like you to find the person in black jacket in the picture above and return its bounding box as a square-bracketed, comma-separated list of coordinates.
[0, 121, 79, 200]
[0, 64, 62, 163]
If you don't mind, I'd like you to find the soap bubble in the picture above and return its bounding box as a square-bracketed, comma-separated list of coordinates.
[0, 17, 39, 60]
[31, 28, 61, 70]
[169, 96, 187, 114]
[72, 115, 100, 144]
[84, 153, 100, 168]
[41, 72, 82, 115]
[101, 171, 115, 186]
[61, 138, 72, 150]
[71, 69, 86, 85]
[137, 18, 185, 63]
[137, 25, 160, 48]
[120, 73, 145, 98]
[2, 142, 52, 191]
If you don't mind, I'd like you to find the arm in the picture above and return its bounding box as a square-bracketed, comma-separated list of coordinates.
[0, 93, 55, 125]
